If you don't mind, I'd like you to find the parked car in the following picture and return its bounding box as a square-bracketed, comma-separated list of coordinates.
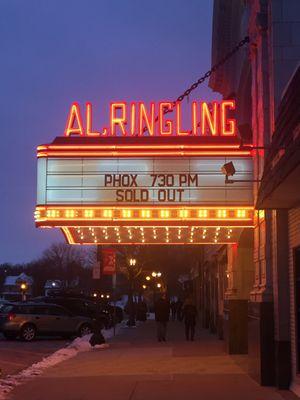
[0, 302, 93, 341]
[31, 296, 111, 328]
[0, 300, 11, 312]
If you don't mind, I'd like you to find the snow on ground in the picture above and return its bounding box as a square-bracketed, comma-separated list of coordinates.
[0, 323, 123, 400]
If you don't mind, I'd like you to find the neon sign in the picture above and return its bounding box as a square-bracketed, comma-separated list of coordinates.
[64, 100, 236, 137]
[35, 98, 254, 245]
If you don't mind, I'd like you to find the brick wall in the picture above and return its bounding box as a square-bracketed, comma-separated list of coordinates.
[288, 207, 300, 391]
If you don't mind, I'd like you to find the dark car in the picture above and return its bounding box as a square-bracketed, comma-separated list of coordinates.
[0, 302, 93, 341]
[32, 296, 110, 328]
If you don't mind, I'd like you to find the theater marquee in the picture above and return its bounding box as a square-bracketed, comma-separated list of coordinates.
[35, 100, 254, 245]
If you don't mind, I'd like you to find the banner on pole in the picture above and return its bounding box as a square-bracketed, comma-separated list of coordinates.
[102, 248, 116, 275]
[92, 261, 101, 280]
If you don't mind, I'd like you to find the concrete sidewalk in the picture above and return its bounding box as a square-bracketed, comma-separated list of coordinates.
[9, 320, 298, 400]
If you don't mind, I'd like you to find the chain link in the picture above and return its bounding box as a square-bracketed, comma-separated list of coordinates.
[173, 36, 249, 105]
[142, 36, 250, 133]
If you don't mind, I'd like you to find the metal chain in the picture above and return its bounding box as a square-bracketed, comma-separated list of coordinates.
[143, 36, 250, 132]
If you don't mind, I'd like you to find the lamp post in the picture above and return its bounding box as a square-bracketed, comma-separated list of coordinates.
[20, 282, 27, 302]
[128, 258, 137, 327]
[143, 271, 163, 307]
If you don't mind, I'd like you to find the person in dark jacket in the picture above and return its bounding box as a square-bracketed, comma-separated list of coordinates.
[137, 299, 148, 321]
[176, 298, 183, 321]
[182, 296, 197, 341]
[89, 317, 106, 347]
[154, 293, 170, 342]
[170, 300, 177, 321]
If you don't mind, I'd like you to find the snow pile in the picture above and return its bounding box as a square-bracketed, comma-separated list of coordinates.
[0, 325, 122, 400]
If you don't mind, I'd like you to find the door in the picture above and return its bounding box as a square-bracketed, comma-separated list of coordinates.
[48, 305, 77, 333]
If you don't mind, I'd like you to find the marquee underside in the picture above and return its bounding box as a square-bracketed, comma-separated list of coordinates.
[59, 226, 246, 245]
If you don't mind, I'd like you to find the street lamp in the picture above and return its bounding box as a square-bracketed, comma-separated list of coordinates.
[93, 292, 98, 298]
[157, 283, 162, 288]
[129, 258, 136, 266]
[152, 271, 157, 277]
[142, 284, 147, 289]
[157, 272, 162, 277]
[146, 276, 151, 281]
[20, 282, 27, 302]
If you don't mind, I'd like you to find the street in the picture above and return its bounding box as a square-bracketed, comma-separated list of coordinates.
[7, 321, 298, 400]
[0, 334, 68, 378]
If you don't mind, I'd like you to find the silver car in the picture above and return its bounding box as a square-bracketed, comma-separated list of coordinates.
[0, 302, 93, 341]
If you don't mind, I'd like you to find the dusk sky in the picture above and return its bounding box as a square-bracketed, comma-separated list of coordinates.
[0, 0, 214, 264]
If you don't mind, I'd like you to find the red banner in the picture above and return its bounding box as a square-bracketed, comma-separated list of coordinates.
[102, 248, 116, 275]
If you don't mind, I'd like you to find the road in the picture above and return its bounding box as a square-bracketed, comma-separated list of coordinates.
[8, 321, 298, 400]
[0, 334, 68, 378]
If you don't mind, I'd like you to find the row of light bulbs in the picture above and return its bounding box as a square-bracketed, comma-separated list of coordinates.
[75, 226, 234, 243]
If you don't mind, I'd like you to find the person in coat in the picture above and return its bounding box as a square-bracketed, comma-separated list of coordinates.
[182, 296, 197, 341]
[137, 299, 148, 321]
[154, 293, 170, 342]
[170, 299, 177, 321]
[89, 317, 106, 347]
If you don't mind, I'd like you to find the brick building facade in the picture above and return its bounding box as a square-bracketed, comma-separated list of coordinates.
[196, 0, 300, 394]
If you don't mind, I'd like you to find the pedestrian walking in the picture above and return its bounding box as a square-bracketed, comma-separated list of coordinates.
[154, 293, 170, 342]
[182, 296, 197, 341]
[137, 299, 147, 321]
[170, 299, 177, 321]
[176, 298, 183, 321]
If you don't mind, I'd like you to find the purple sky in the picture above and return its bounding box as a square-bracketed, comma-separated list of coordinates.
[0, 0, 215, 264]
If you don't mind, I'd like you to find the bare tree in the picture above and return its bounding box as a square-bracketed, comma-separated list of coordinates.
[42, 243, 83, 270]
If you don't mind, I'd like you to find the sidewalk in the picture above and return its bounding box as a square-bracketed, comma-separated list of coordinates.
[9, 320, 298, 400]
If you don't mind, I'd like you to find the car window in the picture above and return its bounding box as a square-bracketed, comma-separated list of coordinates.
[1, 305, 14, 313]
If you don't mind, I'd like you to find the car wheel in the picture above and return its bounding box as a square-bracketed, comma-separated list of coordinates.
[20, 324, 36, 342]
[79, 324, 92, 337]
[3, 332, 17, 340]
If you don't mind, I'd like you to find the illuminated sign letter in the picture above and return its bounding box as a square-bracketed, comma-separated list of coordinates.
[201, 102, 218, 136]
[139, 102, 155, 136]
[159, 102, 173, 135]
[86, 102, 101, 136]
[176, 102, 190, 136]
[192, 101, 198, 135]
[130, 103, 136, 136]
[221, 100, 236, 136]
[110, 102, 127, 136]
[64, 103, 84, 136]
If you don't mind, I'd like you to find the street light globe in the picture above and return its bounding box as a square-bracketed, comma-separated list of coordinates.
[20, 283, 27, 290]
[101, 294, 105, 298]
[146, 276, 151, 281]
[157, 272, 162, 277]
[152, 272, 157, 277]
[106, 294, 110, 299]
[157, 283, 161, 288]
[142, 284, 147, 289]
[129, 258, 136, 266]
[93, 292, 98, 298]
